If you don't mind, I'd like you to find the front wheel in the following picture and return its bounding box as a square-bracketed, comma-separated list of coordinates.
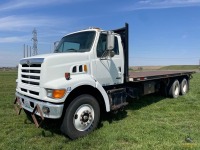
[60, 94, 100, 139]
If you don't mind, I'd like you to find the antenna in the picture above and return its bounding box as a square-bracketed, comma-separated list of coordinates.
[32, 28, 38, 56]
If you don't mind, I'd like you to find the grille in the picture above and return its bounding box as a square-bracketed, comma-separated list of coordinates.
[20, 58, 43, 87]
[22, 64, 41, 67]
[21, 68, 41, 86]
[19, 58, 44, 97]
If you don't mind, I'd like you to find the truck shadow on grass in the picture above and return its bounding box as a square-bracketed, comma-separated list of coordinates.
[99, 93, 167, 125]
[24, 114, 63, 137]
[23, 93, 166, 138]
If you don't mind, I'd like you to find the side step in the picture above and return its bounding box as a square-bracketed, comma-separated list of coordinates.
[111, 102, 128, 111]
[107, 88, 128, 111]
[13, 97, 44, 128]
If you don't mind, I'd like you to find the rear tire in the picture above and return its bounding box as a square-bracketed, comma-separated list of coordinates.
[180, 78, 188, 95]
[60, 94, 100, 139]
[169, 79, 180, 98]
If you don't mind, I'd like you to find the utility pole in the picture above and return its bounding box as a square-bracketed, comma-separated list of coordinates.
[30, 46, 32, 57]
[199, 59, 200, 71]
[24, 44, 25, 58]
[27, 45, 29, 57]
[32, 28, 38, 56]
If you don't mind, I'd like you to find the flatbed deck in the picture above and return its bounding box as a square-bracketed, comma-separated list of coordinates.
[129, 70, 195, 82]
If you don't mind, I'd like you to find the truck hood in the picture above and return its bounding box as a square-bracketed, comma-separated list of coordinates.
[20, 52, 91, 88]
[21, 52, 90, 66]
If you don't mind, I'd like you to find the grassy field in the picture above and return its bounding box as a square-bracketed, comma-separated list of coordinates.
[0, 71, 200, 150]
[129, 65, 199, 71]
[160, 65, 199, 70]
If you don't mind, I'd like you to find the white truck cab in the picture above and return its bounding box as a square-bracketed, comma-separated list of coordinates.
[15, 26, 126, 139]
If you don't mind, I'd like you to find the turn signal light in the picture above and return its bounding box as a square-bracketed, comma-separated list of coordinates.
[52, 89, 66, 99]
[84, 65, 87, 72]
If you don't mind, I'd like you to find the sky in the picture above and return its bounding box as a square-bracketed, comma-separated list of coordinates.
[0, 0, 200, 67]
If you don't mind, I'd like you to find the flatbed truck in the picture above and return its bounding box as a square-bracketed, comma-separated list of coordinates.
[15, 23, 194, 139]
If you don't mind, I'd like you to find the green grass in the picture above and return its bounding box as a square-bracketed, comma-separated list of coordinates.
[160, 65, 199, 70]
[1, 71, 200, 149]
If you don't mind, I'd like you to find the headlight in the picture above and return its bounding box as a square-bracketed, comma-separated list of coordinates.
[46, 89, 66, 99]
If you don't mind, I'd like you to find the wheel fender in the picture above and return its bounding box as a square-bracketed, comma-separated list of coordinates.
[67, 74, 110, 112]
[95, 81, 110, 112]
[70, 76, 96, 90]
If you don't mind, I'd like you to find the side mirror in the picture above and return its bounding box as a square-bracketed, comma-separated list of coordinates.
[107, 31, 114, 50]
[54, 41, 59, 50]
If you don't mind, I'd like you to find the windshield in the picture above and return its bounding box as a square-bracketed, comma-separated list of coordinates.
[54, 31, 96, 53]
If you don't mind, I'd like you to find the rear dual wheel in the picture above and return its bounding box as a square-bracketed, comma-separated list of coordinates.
[169, 80, 180, 98]
[168, 78, 188, 98]
[180, 78, 188, 95]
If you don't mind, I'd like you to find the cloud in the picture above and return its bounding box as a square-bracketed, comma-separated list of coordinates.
[0, 36, 30, 43]
[0, 0, 88, 11]
[125, 0, 200, 11]
[0, 15, 73, 45]
[0, 36, 24, 43]
[0, 15, 61, 32]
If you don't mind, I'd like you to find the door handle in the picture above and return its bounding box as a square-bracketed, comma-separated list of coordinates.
[118, 67, 121, 72]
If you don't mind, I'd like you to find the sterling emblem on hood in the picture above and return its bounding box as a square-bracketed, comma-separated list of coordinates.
[20, 58, 44, 65]
[26, 60, 30, 66]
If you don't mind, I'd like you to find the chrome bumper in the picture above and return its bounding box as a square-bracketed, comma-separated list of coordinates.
[16, 92, 64, 119]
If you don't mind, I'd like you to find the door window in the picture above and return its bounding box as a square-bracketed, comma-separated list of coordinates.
[97, 34, 107, 57]
[97, 34, 119, 57]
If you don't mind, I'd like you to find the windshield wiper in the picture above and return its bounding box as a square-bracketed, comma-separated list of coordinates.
[67, 48, 78, 52]
[79, 49, 89, 52]
[54, 50, 59, 53]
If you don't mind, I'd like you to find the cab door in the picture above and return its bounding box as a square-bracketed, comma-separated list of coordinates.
[94, 33, 124, 86]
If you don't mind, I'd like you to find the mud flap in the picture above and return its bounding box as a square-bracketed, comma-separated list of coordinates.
[31, 104, 44, 128]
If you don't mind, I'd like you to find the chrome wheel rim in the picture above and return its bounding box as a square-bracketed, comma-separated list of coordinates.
[182, 81, 187, 93]
[174, 84, 179, 96]
[73, 104, 94, 131]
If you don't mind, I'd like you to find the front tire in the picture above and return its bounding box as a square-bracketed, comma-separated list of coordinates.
[61, 94, 100, 139]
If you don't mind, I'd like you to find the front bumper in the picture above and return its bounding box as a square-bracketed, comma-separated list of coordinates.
[16, 92, 64, 119]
